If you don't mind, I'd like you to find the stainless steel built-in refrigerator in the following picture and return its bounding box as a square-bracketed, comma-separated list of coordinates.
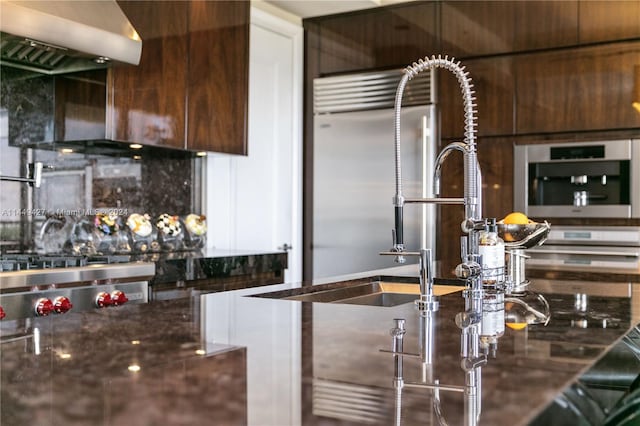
[313, 69, 437, 279]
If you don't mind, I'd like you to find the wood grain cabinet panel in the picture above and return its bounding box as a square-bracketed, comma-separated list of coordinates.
[110, 1, 188, 149]
[372, 3, 439, 69]
[579, 1, 640, 44]
[442, 1, 579, 56]
[439, 57, 515, 139]
[515, 42, 640, 134]
[110, 0, 248, 154]
[317, 12, 377, 75]
[54, 71, 108, 142]
[441, 1, 516, 57]
[317, 2, 438, 75]
[187, 0, 249, 154]
[513, 1, 578, 51]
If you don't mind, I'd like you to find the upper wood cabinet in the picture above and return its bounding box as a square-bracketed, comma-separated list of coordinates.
[110, 1, 188, 149]
[110, 0, 249, 154]
[313, 2, 439, 75]
[441, 1, 516, 57]
[579, 1, 640, 44]
[442, 1, 579, 57]
[515, 42, 640, 134]
[187, 1, 249, 154]
[439, 57, 515, 139]
[513, 1, 578, 51]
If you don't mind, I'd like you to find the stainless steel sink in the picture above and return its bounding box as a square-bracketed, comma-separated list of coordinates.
[333, 291, 419, 307]
[255, 280, 463, 307]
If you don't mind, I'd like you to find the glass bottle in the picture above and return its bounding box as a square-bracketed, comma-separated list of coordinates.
[478, 218, 505, 284]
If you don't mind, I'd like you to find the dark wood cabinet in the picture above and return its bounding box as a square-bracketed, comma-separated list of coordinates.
[441, 1, 516, 57]
[513, 1, 578, 51]
[315, 2, 438, 75]
[515, 42, 640, 134]
[187, 1, 249, 154]
[110, 0, 248, 154]
[579, 1, 640, 44]
[110, 1, 188, 149]
[442, 1, 579, 57]
[439, 57, 515, 139]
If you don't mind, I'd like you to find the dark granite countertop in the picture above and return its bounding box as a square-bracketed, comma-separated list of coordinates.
[1, 264, 639, 425]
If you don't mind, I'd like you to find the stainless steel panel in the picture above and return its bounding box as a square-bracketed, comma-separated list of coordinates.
[313, 105, 436, 279]
[514, 139, 640, 218]
[0, 281, 148, 320]
[527, 245, 640, 274]
[314, 69, 432, 113]
[526, 140, 634, 162]
[544, 226, 640, 247]
[528, 205, 632, 219]
[0, 262, 155, 290]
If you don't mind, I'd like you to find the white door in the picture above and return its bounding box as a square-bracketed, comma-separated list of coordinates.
[205, 8, 303, 284]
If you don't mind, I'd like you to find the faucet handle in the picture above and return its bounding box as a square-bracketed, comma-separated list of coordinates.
[384, 229, 407, 263]
[461, 218, 486, 234]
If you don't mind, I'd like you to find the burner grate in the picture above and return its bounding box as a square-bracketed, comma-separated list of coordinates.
[0, 254, 132, 271]
[87, 255, 132, 265]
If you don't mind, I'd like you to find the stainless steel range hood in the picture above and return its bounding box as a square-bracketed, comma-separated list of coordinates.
[0, 0, 142, 75]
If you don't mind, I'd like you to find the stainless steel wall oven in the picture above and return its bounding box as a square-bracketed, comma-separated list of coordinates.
[514, 139, 640, 218]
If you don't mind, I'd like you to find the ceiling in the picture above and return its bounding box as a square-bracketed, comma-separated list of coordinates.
[264, 0, 414, 19]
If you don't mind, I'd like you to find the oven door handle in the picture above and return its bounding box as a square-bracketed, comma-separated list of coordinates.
[528, 248, 640, 258]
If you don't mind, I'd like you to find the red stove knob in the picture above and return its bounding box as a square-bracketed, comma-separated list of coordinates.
[0, 306, 5, 320]
[34, 298, 54, 316]
[110, 290, 129, 306]
[95, 292, 112, 308]
[53, 296, 73, 314]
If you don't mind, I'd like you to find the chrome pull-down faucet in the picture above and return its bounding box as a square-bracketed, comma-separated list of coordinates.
[384, 55, 487, 426]
[390, 55, 483, 269]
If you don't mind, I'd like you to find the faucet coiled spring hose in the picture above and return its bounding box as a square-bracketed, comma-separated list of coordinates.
[394, 55, 478, 219]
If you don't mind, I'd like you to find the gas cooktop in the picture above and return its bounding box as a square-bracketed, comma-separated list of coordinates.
[0, 254, 155, 321]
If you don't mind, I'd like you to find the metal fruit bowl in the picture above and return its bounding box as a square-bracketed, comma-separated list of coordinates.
[497, 221, 550, 249]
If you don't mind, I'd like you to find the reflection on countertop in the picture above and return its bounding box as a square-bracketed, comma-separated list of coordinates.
[142, 248, 289, 299]
[0, 297, 248, 426]
[1, 263, 639, 425]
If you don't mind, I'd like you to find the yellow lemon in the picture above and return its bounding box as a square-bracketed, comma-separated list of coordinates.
[502, 212, 529, 225]
[506, 322, 527, 330]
